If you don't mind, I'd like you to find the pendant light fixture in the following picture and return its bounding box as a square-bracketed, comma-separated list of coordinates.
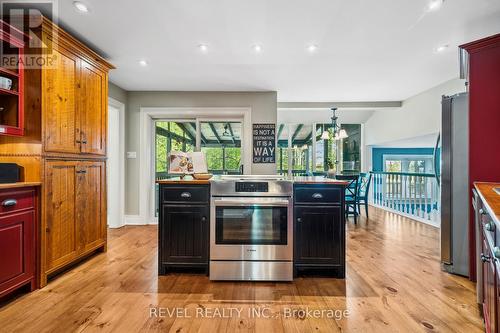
[321, 108, 348, 140]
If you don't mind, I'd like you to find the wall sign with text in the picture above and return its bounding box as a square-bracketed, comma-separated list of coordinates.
[253, 123, 276, 163]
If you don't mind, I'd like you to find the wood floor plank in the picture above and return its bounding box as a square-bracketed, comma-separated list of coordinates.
[0, 207, 483, 333]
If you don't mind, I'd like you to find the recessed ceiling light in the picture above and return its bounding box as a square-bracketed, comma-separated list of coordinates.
[307, 44, 318, 53]
[73, 1, 89, 13]
[435, 44, 449, 53]
[427, 0, 444, 12]
[198, 44, 208, 52]
[252, 44, 263, 53]
[139, 60, 148, 66]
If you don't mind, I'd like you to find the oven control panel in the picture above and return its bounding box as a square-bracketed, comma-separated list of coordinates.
[235, 182, 269, 192]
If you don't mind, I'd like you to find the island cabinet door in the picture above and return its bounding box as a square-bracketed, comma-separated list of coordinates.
[160, 205, 209, 265]
[294, 206, 343, 265]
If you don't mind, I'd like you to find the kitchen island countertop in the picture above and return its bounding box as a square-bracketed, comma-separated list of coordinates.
[156, 176, 349, 186]
[474, 182, 500, 224]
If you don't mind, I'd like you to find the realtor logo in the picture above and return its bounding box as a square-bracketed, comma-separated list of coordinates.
[0, 0, 59, 69]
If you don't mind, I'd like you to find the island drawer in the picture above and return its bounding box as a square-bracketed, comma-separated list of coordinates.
[294, 185, 342, 205]
[161, 185, 210, 204]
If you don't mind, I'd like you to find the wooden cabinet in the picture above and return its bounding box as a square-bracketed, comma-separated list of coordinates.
[44, 161, 79, 270]
[79, 61, 107, 156]
[0, 187, 37, 298]
[42, 45, 108, 156]
[293, 184, 346, 277]
[43, 160, 106, 280]
[158, 184, 210, 274]
[42, 43, 80, 154]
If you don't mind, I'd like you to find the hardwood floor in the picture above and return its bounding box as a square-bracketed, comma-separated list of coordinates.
[0, 206, 483, 332]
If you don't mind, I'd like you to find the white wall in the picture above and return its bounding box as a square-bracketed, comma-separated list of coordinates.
[364, 78, 466, 146]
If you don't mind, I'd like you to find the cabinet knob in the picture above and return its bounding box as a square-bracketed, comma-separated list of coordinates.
[1, 199, 17, 207]
[481, 253, 491, 263]
[297, 217, 302, 223]
[201, 216, 207, 222]
[485, 222, 495, 232]
[494, 247, 500, 259]
[180, 192, 191, 198]
[312, 193, 323, 199]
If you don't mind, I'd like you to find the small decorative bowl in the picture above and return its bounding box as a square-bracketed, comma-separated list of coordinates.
[192, 173, 213, 180]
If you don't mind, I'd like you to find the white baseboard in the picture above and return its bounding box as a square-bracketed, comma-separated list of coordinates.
[124, 215, 158, 226]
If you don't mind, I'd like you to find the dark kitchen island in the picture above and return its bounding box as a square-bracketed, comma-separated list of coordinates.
[157, 176, 348, 280]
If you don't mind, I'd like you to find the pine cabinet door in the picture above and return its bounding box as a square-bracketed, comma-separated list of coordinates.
[80, 61, 107, 156]
[77, 161, 106, 252]
[44, 160, 79, 271]
[43, 42, 81, 154]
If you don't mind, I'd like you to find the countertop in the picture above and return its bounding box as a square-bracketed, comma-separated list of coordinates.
[156, 176, 349, 186]
[474, 182, 500, 224]
[0, 182, 41, 190]
[156, 177, 211, 185]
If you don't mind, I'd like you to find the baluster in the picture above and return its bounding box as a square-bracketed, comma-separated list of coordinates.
[377, 173, 380, 206]
[418, 176, 423, 218]
[398, 175, 402, 213]
[424, 177, 429, 220]
[384, 174, 388, 208]
[411, 175, 416, 215]
[396, 174, 400, 212]
[389, 174, 394, 209]
[402, 175, 407, 214]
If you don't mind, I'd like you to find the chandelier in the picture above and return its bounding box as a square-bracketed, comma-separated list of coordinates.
[321, 108, 348, 140]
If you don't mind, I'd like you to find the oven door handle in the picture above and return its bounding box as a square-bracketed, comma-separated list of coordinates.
[213, 199, 290, 207]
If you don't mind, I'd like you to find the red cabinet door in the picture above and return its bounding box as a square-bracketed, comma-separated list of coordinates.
[0, 210, 35, 297]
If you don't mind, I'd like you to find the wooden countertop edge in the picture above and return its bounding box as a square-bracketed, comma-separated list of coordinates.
[0, 182, 42, 190]
[474, 182, 500, 224]
[156, 178, 349, 186]
[156, 179, 210, 185]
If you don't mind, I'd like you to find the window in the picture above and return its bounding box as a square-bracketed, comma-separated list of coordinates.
[276, 124, 289, 175]
[383, 155, 431, 173]
[341, 124, 361, 173]
[200, 121, 242, 174]
[155, 121, 195, 178]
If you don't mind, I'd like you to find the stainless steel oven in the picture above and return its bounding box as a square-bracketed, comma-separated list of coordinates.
[210, 176, 293, 281]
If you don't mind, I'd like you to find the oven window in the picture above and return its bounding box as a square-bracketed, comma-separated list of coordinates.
[215, 206, 287, 245]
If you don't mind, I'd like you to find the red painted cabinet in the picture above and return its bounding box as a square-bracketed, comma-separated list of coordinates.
[0, 20, 27, 137]
[460, 34, 500, 282]
[0, 187, 37, 298]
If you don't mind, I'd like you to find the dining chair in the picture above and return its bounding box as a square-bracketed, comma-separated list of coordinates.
[356, 172, 372, 219]
[336, 175, 359, 223]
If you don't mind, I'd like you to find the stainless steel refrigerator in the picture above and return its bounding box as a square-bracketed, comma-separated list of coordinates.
[437, 92, 469, 277]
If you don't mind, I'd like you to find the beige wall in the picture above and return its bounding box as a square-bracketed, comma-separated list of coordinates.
[124, 91, 277, 215]
[108, 81, 128, 104]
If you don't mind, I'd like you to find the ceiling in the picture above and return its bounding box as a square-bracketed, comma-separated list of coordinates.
[56, 0, 500, 101]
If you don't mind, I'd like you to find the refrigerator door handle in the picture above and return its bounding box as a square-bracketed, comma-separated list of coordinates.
[433, 133, 441, 186]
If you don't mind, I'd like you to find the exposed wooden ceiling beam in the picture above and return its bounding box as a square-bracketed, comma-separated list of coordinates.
[278, 101, 402, 109]
[291, 124, 303, 143]
[187, 122, 207, 144]
[226, 123, 236, 144]
[208, 123, 222, 143]
[277, 124, 284, 140]
[175, 122, 195, 141]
